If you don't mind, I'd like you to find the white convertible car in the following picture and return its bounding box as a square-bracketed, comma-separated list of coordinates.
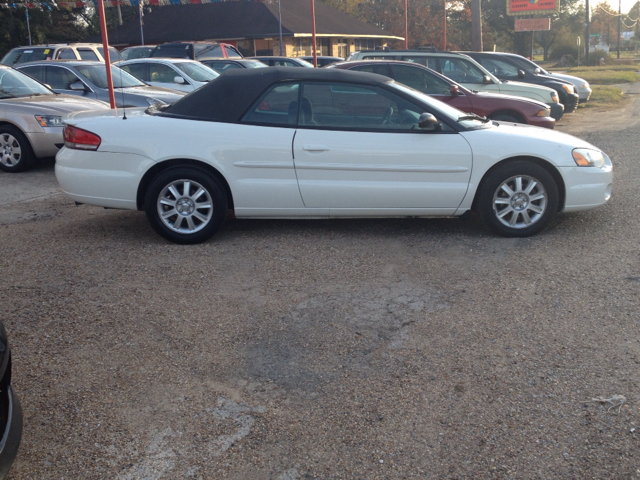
[56, 67, 612, 244]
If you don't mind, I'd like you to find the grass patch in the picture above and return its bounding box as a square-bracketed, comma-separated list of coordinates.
[578, 85, 625, 109]
[549, 65, 640, 84]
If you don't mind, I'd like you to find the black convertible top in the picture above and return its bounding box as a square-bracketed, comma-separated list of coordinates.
[161, 66, 393, 123]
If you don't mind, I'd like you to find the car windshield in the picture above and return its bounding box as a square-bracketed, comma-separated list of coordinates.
[121, 46, 155, 60]
[97, 47, 123, 63]
[513, 56, 549, 75]
[0, 68, 52, 98]
[76, 65, 145, 88]
[174, 62, 219, 82]
[388, 81, 491, 129]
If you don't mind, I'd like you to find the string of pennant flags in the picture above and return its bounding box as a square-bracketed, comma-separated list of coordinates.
[0, 0, 261, 8]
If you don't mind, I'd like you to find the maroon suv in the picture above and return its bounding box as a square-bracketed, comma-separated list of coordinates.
[327, 60, 555, 129]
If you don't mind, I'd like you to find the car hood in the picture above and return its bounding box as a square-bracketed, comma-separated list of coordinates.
[461, 121, 600, 167]
[548, 72, 589, 87]
[498, 80, 557, 97]
[114, 85, 186, 100]
[1, 94, 110, 113]
[471, 91, 548, 108]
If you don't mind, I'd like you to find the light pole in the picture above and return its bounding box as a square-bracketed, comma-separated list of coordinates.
[278, 0, 283, 56]
[25, 7, 32, 46]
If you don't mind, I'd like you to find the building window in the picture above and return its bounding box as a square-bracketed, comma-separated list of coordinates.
[354, 39, 381, 51]
[293, 38, 312, 56]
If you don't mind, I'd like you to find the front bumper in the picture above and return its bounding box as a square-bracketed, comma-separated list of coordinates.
[548, 103, 564, 121]
[25, 127, 64, 159]
[561, 92, 580, 114]
[561, 162, 613, 212]
[527, 116, 556, 129]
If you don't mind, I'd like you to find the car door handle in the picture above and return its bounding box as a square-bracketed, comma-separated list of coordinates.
[303, 144, 329, 153]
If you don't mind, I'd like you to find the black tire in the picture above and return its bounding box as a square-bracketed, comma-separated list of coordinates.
[0, 125, 35, 173]
[477, 160, 559, 237]
[488, 112, 522, 124]
[144, 167, 228, 244]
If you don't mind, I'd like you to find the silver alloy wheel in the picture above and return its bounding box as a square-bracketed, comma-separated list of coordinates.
[492, 174, 548, 229]
[0, 133, 22, 168]
[156, 179, 214, 234]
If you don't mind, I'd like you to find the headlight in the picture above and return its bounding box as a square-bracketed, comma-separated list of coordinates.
[35, 115, 64, 127]
[551, 92, 559, 103]
[581, 83, 588, 89]
[536, 108, 551, 117]
[561, 84, 574, 94]
[573, 148, 606, 168]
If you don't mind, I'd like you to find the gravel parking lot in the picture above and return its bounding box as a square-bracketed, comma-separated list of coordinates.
[2, 88, 640, 479]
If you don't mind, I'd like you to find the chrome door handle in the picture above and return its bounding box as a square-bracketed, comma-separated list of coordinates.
[303, 144, 329, 152]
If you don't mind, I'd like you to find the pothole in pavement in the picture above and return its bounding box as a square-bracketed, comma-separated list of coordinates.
[242, 281, 446, 397]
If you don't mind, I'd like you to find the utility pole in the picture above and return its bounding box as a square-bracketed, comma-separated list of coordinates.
[25, 7, 32, 46]
[617, 0, 621, 58]
[443, 0, 447, 51]
[585, 0, 590, 65]
[471, 0, 482, 51]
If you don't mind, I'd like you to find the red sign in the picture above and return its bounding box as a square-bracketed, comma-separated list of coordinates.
[507, 0, 558, 16]
[514, 18, 551, 31]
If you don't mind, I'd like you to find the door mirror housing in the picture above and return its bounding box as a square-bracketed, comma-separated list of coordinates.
[518, 69, 526, 78]
[449, 84, 463, 95]
[482, 75, 492, 84]
[69, 81, 87, 91]
[174, 76, 185, 84]
[418, 112, 440, 130]
[534, 67, 542, 74]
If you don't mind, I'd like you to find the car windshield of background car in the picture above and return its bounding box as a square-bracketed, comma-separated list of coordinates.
[9, 48, 53, 65]
[97, 47, 123, 63]
[76, 65, 145, 88]
[390, 65, 452, 96]
[478, 58, 520, 78]
[511, 55, 548, 75]
[244, 60, 268, 69]
[122, 47, 155, 60]
[195, 44, 223, 59]
[0, 68, 52, 98]
[389, 81, 489, 129]
[440, 58, 487, 84]
[175, 62, 219, 82]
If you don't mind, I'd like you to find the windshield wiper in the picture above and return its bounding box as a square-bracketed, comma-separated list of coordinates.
[458, 113, 490, 123]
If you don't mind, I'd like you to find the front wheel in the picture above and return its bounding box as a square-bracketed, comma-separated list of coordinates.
[144, 167, 228, 244]
[0, 126, 35, 173]
[477, 161, 559, 237]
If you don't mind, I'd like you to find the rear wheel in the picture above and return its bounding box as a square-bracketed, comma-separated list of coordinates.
[0, 126, 34, 173]
[477, 161, 559, 237]
[144, 167, 227, 244]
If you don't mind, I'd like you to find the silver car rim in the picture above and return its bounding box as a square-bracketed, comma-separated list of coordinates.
[157, 179, 214, 234]
[0, 133, 22, 168]
[493, 174, 548, 229]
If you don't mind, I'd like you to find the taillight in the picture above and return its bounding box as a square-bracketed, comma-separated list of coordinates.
[63, 125, 101, 151]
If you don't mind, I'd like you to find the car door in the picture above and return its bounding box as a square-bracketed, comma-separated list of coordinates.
[233, 81, 307, 215]
[292, 81, 473, 213]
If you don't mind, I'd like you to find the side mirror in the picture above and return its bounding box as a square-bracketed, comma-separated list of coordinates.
[69, 81, 87, 91]
[418, 112, 439, 130]
[174, 76, 185, 84]
[534, 67, 542, 74]
[449, 84, 462, 95]
[483, 75, 492, 84]
[518, 69, 526, 78]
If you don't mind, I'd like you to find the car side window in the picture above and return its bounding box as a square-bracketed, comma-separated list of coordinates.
[148, 63, 177, 83]
[45, 66, 80, 90]
[437, 58, 484, 84]
[17, 65, 45, 83]
[476, 58, 519, 78]
[241, 82, 300, 126]
[349, 64, 391, 76]
[300, 82, 432, 132]
[390, 65, 451, 95]
[120, 63, 148, 82]
[77, 49, 99, 61]
[57, 48, 77, 60]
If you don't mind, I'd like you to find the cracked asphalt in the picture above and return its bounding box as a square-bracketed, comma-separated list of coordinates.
[1, 87, 640, 479]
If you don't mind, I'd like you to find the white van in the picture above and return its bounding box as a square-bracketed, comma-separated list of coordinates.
[346, 50, 564, 119]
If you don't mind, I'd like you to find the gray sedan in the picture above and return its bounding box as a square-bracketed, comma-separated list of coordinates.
[16, 60, 186, 108]
[0, 65, 109, 172]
